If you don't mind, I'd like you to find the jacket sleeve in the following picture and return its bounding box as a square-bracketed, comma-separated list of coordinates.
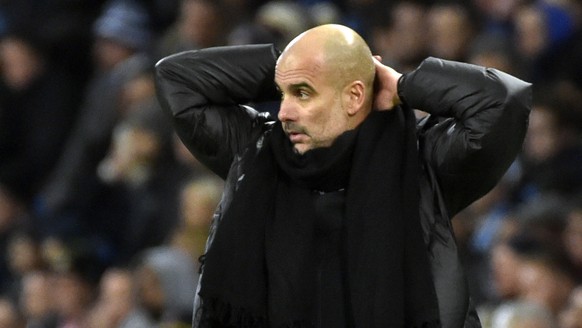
[400, 57, 532, 215]
[155, 44, 280, 179]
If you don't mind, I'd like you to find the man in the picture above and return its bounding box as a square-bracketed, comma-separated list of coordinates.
[155, 24, 531, 328]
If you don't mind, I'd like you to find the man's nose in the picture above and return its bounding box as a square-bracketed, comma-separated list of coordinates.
[278, 99, 296, 122]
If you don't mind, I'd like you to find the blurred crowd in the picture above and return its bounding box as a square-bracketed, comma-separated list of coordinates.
[0, 0, 581, 327]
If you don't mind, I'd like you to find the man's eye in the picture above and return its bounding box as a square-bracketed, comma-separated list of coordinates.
[297, 90, 309, 99]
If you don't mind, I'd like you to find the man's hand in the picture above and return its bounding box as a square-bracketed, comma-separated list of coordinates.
[372, 56, 402, 111]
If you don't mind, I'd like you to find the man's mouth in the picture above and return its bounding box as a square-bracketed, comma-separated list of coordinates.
[283, 123, 307, 143]
[288, 132, 306, 143]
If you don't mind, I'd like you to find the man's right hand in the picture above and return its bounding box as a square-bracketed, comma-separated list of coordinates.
[372, 56, 402, 111]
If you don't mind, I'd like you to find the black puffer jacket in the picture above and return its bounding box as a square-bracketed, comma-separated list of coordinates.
[155, 44, 531, 328]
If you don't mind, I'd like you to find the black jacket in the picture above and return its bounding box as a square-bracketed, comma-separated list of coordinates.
[155, 44, 531, 328]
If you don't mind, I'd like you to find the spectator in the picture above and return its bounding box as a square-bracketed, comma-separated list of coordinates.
[513, 3, 551, 82]
[486, 227, 576, 316]
[49, 244, 102, 328]
[343, 0, 385, 37]
[559, 286, 582, 328]
[170, 176, 224, 263]
[512, 194, 570, 246]
[368, 1, 428, 72]
[227, 22, 281, 47]
[97, 97, 186, 263]
[467, 33, 519, 76]
[472, 0, 526, 37]
[488, 233, 527, 305]
[134, 246, 197, 326]
[254, 0, 313, 50]
[19, 270, 57, 328]
[155, 0, 225, 60]
[0, 297, 24, 328]
[3, 230, 45, 302]
[86, 267, 155, 328]
[117, 69, 157, 118]
[480, 226, 577, 319]
[426, 3, 476, 62]
[0, 186, 30, 297]
[0, 31, 81, 208]
[517, 82, 582, 200]
[514, 1, 578, 85]
[563, 197, 582, 277]
[171, 133, 214, 178]
[536, 0, 582, 88]
[37, 0, 153, 240]
[517, 244, 577, 316]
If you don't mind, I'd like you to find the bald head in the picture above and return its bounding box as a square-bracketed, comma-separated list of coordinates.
[278, 24, 375, 101]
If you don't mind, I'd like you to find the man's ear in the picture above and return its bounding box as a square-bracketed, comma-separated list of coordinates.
[345, 81, 366, 116]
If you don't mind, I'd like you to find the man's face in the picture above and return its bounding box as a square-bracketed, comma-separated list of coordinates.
[275, 50, 350, 154]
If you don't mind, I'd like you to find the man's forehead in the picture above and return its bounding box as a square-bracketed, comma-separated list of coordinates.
[275, 50, 326, 82]
[275, 69, 318, 90]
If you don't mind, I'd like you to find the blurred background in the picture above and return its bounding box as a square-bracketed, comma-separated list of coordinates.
[0, 0, 581, 327]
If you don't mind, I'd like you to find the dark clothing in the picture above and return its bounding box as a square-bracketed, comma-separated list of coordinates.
[116, 158, 189, 263]
[189, 111, 439, 327]
[155, 45, 531, 328]
[313, 189, 347, 327]
[407, 59, 530, 327]
[37, 54, 150, 238]
[0, 68, 80, 202]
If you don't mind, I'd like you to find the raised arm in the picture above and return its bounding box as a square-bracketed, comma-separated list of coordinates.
[155, 44, 280, 179]
[400, 57, 532, 215]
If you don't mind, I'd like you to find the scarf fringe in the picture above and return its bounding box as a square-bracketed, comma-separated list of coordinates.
[198, 298, 266, 327]
[198, 298, 314, 328]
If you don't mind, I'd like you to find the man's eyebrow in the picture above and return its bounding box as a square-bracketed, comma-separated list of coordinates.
[274, 80, 317, 94]
[288, 82, 316, 92]
[290, 82, 313, 89]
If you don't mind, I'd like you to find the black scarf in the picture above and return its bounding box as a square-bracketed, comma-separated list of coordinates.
[197, 107, 440, 328]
